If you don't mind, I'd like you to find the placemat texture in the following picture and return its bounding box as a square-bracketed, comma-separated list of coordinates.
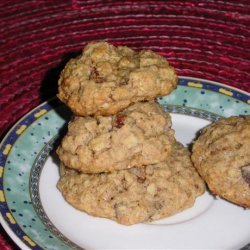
[0, 0, 250, 249]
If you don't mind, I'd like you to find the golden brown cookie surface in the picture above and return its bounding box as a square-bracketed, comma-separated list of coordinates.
[192, 116, 250, 208]
[57, 143, 205, 225]
[56, 101, 175, 173]
[57, 41, 177, 116]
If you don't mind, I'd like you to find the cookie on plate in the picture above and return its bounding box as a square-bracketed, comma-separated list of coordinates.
[56, 101, 175, 173]
[57, 41, 177, 116]
[192, 116, 250, 208]
[57, 143, 205, 225]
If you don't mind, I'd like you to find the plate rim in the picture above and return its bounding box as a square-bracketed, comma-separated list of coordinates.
[0, 76, 249, 250]
[180, 76, 250, 96]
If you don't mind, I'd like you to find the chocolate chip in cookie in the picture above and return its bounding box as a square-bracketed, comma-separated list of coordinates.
[241, 164, 250, 185]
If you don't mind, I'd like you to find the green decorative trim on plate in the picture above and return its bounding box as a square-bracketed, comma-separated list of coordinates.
[157, 77, 249, 117]
[160, 105, 222, 121]
[30, 139, 82, 250]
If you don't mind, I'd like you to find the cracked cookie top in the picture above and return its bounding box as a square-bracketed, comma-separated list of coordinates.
[56, 101, 175, 173]
[192, 116, 250, 208]
[57, 143, 205, 225]
[57, 41, 177, 116]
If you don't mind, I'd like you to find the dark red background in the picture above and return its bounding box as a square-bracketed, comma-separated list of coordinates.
[0, 0, 249, 249]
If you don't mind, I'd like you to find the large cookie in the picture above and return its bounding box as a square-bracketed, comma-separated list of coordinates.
[57, 143, 205, 225]
[192, 116, 250, 208]
[57, 41, 177, 116]
[56, 101, 175, 173]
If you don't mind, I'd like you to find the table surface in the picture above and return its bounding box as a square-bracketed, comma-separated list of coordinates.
[0, 0, 249, 249]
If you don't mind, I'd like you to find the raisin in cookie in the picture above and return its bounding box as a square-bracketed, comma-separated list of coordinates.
[58, 41, 177, 116]
[57, 101, 175, 173]
[57, 143, 205, 225]
[192, 116, 250, 208]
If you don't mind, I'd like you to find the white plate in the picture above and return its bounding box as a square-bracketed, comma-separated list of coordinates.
[0, 76, 249, 249]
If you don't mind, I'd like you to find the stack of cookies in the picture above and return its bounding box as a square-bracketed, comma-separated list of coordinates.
[56, 41, 205, 225]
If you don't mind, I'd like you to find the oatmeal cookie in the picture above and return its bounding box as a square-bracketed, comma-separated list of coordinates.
[57, 41, 177, 116]
[56, 101, 175, 173]
[192, 116, 250, 208]
[57, 143, 205, 225]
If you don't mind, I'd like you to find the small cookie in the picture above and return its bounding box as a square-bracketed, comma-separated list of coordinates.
[56, 101, 175, 173]
[58, 41, 177, 116]
[57, 143, 205, 225]
[192, 116, 250, 208]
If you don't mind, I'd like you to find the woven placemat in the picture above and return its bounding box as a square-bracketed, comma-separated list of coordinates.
[0, 0, 250, 249]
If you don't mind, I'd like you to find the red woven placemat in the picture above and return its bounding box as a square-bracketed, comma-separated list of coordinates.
[0, 0, 250, 249]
